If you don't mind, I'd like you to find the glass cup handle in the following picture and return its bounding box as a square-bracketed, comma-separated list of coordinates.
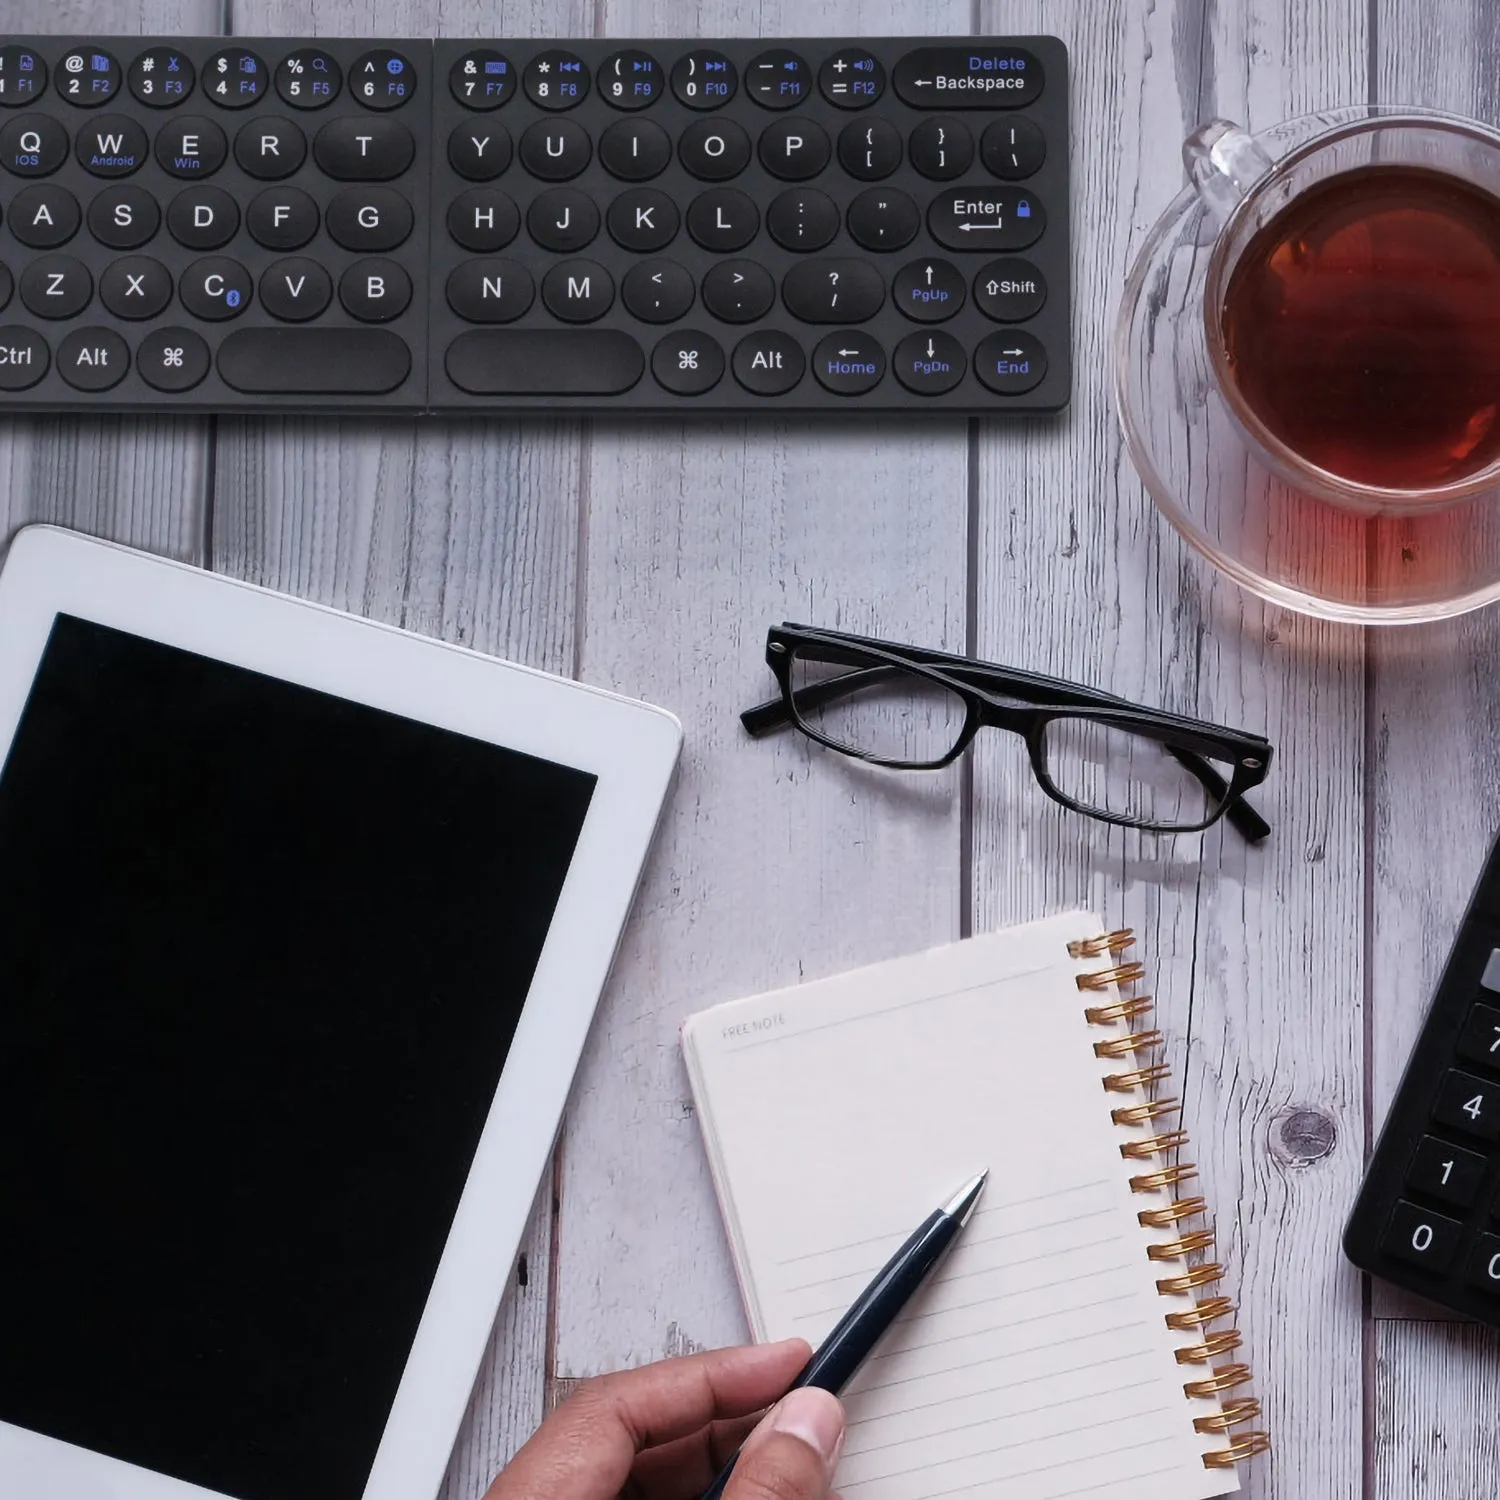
[1183, 118, 1275, 220]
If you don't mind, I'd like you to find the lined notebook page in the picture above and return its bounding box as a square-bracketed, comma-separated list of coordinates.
[682, 912, 1237, 1500]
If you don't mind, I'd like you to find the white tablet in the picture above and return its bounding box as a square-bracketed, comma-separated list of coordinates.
[0, 527, 680, 1500]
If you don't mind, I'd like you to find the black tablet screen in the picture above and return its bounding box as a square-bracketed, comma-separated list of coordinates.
[0, 615, 596, 1500]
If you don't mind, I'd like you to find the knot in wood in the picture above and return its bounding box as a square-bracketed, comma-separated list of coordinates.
[1269, 1106, 1337, 1166]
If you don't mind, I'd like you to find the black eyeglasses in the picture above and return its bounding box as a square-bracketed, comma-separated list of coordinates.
[741, 624, 1274, 841]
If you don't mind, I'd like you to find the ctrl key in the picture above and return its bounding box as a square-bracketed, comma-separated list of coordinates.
[0, 326, 49, 389]
[1381, 1198, 1464, 1275]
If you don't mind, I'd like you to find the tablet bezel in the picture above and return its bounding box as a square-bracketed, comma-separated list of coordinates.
[0, 525, 681, 1500]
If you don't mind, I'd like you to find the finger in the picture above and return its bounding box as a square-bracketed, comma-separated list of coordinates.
[484, 1340, 810, 1500]
[625, 1411, 763, 1500]
[724, 1387, 846, 1500]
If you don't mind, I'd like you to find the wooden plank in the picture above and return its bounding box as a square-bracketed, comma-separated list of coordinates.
[552, 0, 975, 1380]
[970, 3, 1367, 1498]
[212, 6, 591, 1488]
[0, 0, 221, 564]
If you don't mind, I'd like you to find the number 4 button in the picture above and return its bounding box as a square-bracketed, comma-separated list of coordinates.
[1457, 1001, 1500, 1073]
[1434, 1068, 1500, 1142]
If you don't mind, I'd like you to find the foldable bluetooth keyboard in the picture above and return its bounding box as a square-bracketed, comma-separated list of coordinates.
[0, 36, 1069, 413]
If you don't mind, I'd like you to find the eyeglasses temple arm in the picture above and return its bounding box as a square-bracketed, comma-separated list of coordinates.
[1168, 747, 1271, 843]
[740, 664, 908, 736]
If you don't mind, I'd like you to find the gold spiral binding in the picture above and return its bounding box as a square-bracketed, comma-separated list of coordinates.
[1157, 1262, 1225, 1294]
[1068, 928, 1135, 957]
[1113, 1097, 1179, 1126]
[1147, 1229, 1216, 1261]
[1103, 1062, 1172, 1092]
[1183, 1363, 1253, 1398]
[1130, 1162, 1197, 1193]
[1139, 1196, 1207, 1229]
[1165, 1295, 1235, 1330]
[1076, 961, 1147, 991]
[1094, 1029, 1164, 1058]
[1203, 1432, 1272, 1468]
[1174, 1330, 1243, 1365]
[1085, 994, 1154, 1025]
[1121, 1129, 1192, 1160]
[1193, 1397, 1261, 1432]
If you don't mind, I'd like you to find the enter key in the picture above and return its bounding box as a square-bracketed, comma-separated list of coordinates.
[927, 185, 1045, 252]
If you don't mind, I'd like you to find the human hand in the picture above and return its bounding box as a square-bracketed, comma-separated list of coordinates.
[484, 1337, 846, 1500]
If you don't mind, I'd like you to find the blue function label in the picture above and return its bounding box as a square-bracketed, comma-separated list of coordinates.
[893, 46, 1044, 109]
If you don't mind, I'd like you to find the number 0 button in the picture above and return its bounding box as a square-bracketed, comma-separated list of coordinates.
[1468, 1232, 1500, 1296]
[1381, 1199, 1463, 1274]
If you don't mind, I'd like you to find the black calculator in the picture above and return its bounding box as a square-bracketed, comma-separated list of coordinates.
[1346, 830, 1500, 1319]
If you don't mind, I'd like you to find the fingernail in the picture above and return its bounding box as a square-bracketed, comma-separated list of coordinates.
[768, 1387, 846, 1473]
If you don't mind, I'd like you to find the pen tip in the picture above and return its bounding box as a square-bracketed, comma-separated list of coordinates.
[943, 1170, 988, 1224]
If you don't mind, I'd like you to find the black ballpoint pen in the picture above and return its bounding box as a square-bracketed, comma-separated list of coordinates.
[698, 1169, 988, 1500]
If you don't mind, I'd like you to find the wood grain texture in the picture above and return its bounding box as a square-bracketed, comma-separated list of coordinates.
[0, 0, 221, 565]
[970, 3, 1367, 1497]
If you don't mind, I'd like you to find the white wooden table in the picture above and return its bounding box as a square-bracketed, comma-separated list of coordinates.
[4, 1, 1497, 1495]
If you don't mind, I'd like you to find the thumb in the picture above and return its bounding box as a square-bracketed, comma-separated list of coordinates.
[724, 1387, 845, 1500]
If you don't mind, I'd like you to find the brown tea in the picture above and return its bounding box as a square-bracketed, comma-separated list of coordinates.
[1221, 164, 1500, 492]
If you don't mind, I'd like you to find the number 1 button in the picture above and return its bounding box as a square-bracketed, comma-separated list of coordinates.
[1381, 1199, 1463, 1274]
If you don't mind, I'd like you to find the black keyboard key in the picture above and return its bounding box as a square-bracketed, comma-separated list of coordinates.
[686, 188, 758, 251]
[928, 185, 1045, 252]
[57, 325, 127, 388]
[448, 188, 520, 251]
[445, 328, 643, 394]
[1434, 1069, 1500, 1141]
[127, 48, 194, 109]
[350, 49, 416, 111]
[671, 50, 736, 110]
[892, 46, 1044, 110]
[10, 184, 80, 247]
[759, 119, 830, 180]
[679, 119, 750, 181]
[1406, 1135, 1488, 1210]
[178, 254, 250, 319]
[313, 116, 413, 180]
[234, 116, 306, 178]
[0, 326, 47, 386]
[622, 259, 694, 322]
[812, 330, 885, 393]
[1, 113, 68, 176]
[76, 114, 147, 177]
[519, 119, 590, 180]
[782, 258, 884, 322]
[893, 329, 965, 394]
[276, 48, 342, 110]
[542, 258, 613, 321]
[599, 50, 663, 111]
[702, 259, 774, 323]
[975, 329, 1047, 395]
[155, 116, 226, 177]
[847, 188, 920, 251]
[974, 257, 1046, 321]
[746, 49, 811, 110]
[446, 258, 533, 322]
[893, 257, 965, 321]
[326, 187, 412, 251]
[982, 117, 1046, 180]
[0, 47, 47, 108]
[599, 118, 670, 181]
[137, 325, 209, 390]
[203, 48, 268, 109]
[0, 263, 10, 308]
[767, 188, 840, 252]
[20, 253, 90, 317]
[340, 258, 411, 321]
[99, 254, 172, 318]
[732, 329, 803, 393]
[525, 49, 589, 110]
[608, 189, 678, 251]
[819, 49, 886, 108]
[651, 329, 723, 394]
[246, 186, 318, 249]
[218, 327, 411, 393]
[1458, 1002, 1500, 1072]
[1481, 948, 1500, 992]
[449, 49, 513, 111]
[167, 185, 238, 249]
[1469, 1234, 1500, 1296]
[259, 256, 332, 321]
[837, 118, 902, 180]
[1382, 1199, 1464, 1274]
[88, 183, 160, 247]
[909, 117, 973, 180]
[528, 188, 597, 251]
[57, 48, 122, 108]
[448, 122, 512, 181]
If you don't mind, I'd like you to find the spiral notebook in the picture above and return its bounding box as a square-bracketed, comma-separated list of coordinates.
[681, 911, 1270, 1500]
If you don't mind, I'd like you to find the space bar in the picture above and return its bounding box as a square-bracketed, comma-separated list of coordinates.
[446, 330, 645, 395]
[217, 329, 412, 394]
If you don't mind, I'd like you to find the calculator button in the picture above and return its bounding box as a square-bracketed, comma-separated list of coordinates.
[448, 188, 520, 252]
[1434, 1068, 1500, 1142]
[767, 189, 840, 252]
[847, 188, 920, 251]
[679, 120, 752, 181]
[1406, 1135, 1488, 1209]
[1467, 1233, 1500, 1296]
[702, 259, 775, 323]
[234, 118, 307, 179]
[448, 123, 512, 181]
[137, 325, 209, 391]
[276, 49, 342, 110]
[928, 186, 1045, 252]
[981, 117, 1046, 180]
[607, 189, 678, 252]
[57, 325, 128, 389]
[599, 119, 671, 181]
[326, 188, 412, 252]
[313, 117, 414, 180]
[686, 189, 759, 252]
[671, 50, 737, 110]
[519, 120, 591, 181]
[155, 117, 227, 178]
[892, 46, 1045, 110]
[1381, 1199, 1464, 1274]
[542, 259, 614, 322]
[1482, 948, 1500, 992]
[446, 258, 534, 322]
[10, 185, 80, 247]
[259, 257, 332, 321]
[837, 119, 902, 180]
[651, 329, 723, 394]
[893, 330, 966, 394]
[599, 51, 663, 110]
[168, 186, 238, 249]
[1458, 1002, 1500, 1073]
[218, 328, 412, 394]
[246, 187, 318, 249]
[892, 258, 965, 321]
[20, 254, 91, 317]
[88, 184, 159, 248]
[812, 330, 885, 393]
[527, 189, 598, 252]
[444, 329, 644, 395]
[0, 47, 47, 107]
[819, 49, 886, 108]
[0, 326, 48, 386]
[1, 114, 68, 176]
[339, 258, 411, 321]
[732, 329, 804, 393]
[623, 259, 695, 322]
[75, 114, 147, 177]
[450, 49, 513, 110]
[782, 258, 884, 322]
[759, 120, 831, 181]
[525, 50, 590, 110]
[57, 48, 122, 108]
[350, 49, 416, 111]
[99, 255, 172, 318]
[746, 49, 812, 110]
[203, 48, 267, 109]
[128, 48, 194, 108]
[909, 118, 973, 180]
[974, 257, 1047, 321]
[179, 255, 251, 319]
